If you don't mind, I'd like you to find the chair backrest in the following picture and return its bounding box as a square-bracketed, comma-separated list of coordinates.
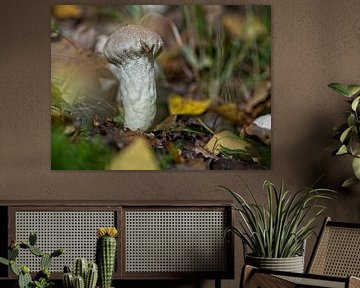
[307, 217, 360, 277]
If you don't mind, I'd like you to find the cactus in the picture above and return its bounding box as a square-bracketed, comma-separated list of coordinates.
[96, 227, 118, 288]
[18, 267, 32, 288]
[0, 232, 63, 288]
[29, 245, 44, 257]
[41, 253, 52, 270]
[63, 259, 98, 288]
[29, 232, 37, 246]
[64, 265, 72, 273]
[63, 272, 74, 288]
[85, 263, 98, 288]
[10, 260, 21, 276]
[35, 268, 50, 281]
[9, 246, 19, 260]
[74, 258, 87, 279]
[19, 243, 30, 249]
[51, 248, 64, 257]
[74, 275, 85, 288]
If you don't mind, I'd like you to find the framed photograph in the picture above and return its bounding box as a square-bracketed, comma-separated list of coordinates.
[51, 5, 271, 170]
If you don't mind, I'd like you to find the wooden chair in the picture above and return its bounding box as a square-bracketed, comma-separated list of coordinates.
[241, 217, 360, 288]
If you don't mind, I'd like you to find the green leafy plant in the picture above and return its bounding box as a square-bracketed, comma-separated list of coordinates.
[221, 179, 334, 258]
[328, 83, 360, 187]
[0, 232, 63, 288]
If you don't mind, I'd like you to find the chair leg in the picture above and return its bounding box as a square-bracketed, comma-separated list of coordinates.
[215, 278, 221, 288]
[240, 265, 255, 288]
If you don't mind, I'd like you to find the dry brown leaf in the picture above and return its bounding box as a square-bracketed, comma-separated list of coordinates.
[243, 81, 271, 113]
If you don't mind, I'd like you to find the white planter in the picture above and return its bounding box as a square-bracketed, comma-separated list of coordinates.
[245, 254, 305, 273]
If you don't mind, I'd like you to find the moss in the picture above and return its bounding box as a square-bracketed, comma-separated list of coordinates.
[51, 125, 112, 170]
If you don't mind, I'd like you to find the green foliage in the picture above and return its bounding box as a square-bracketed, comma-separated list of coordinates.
[222, 178, 335, 258]
[179, 5, 271, 101]
[329, 82, 360, 187]
[0, 257, 9, 266]
[33, 278, 54, 288]
[0, 233, 63, 288]
[51, 125, 112, 170]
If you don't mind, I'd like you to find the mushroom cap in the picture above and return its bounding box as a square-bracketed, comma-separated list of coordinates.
[103, 24, 163, 65]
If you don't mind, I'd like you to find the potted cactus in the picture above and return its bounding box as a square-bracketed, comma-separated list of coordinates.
[96, 227, 118, 288]
[62, 258, 98, 288]
[0, 232, 64, 288]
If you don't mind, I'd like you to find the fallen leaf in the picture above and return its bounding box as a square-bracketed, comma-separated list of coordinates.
[194, 147, 219, 159]
[212, 103, 249, 125]
[153, 115, 179, 132]
[51, 39, 118, 124]
[244, 81, 271, 113]
[52, 5, 83, 19]
[107, 138, 159, 170]
[168, 95, 211, 116]
[245, 123, 271, 144]
[205, 130, 250, 156]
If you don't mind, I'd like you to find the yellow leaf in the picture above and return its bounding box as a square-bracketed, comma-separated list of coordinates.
[212, 103, 247, 125]
[168, 95, 211, 116]
[53, 5, 82, 19]
[205, 130, 249, 156]
[107, 138, 159, 170]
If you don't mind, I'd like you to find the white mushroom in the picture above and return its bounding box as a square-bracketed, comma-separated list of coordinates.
[103, 24, 163, 132]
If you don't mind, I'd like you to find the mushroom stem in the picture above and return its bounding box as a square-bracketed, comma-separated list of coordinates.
[116, 56, 157, 131]
[103, 24, 163, 132]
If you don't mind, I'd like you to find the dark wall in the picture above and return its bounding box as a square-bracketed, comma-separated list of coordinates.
[1, 0, 359, 287]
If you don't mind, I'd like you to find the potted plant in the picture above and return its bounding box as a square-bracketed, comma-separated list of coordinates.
[328, 83, 360, 187]
[221, 179, 334, 273]
[0, 232, 63, 288]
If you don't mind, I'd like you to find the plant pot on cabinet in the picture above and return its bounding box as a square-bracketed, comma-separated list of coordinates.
[245, 254, 305, 273]
[242, 240, 306, 273]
